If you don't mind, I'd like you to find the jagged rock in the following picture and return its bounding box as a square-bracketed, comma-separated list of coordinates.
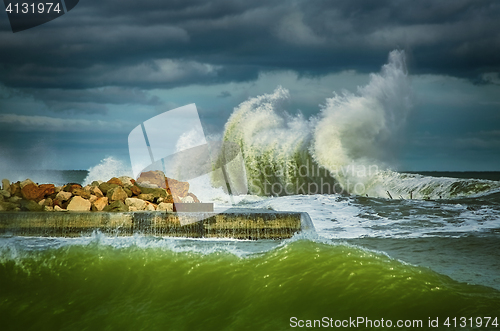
[166, 177, 189, 198]
[125, 197, 146, 210]
[67, 196, 91, 211]
[55, 191, 72, 202]
[187, 193, 200, 203]
[21, 183, 46, 202]
[63, 183, 82, 192]
[54, 205, 66, 212]
[107, 186, 128, 202]
[137, 171, 166, 188]
[2, 179, 10, 192]
[157, 202, 174, 211]
[119, 176, 134, 186]
[103, 200, 128, 212]
[89, 195, 98, 203]
[20, 179, 35, 189]
[92, 197, 108, 211]
[0, 201, 18, 211]
[123, 187, 132, 197]
[72, 187, 91, 199]
[130, 185, 141, 196]
[54, 186, 63, 194]
[0, 189, 10, 199]
[107, 177, 123, 186]
[138, 186, 168, 199]
[20, 199, 44, 212]
[137, 193, 155, 202]
[90, 186, 104, 198]
[99, 182, 119, 195]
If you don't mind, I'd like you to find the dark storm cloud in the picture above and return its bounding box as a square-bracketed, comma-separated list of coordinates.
[0, 0, 499, 90]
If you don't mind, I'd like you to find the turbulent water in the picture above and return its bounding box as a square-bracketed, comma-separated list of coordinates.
[1, 51, 500, 330]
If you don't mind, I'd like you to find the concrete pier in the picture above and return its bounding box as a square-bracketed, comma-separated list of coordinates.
[0, 209, 314, 240]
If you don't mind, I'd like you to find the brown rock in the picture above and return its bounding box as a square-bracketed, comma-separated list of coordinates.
[107, 177, 123, 186]
[21, 183, 46, 202]
[63, 183, 82, 192]
[90, 186, 104, 198]
[72, 187, 91, 199]
[89, 195, 98, 203]
[55, 191, 73, 202]
[92, 197, 108, 211]
[130, 185, 141, 196]
[165, 177, 189, 198]
[39, 184, 55, 197]
[66, 196, 91, 211]
[136, 170, 166, 188]
[107, 186, 128, 202]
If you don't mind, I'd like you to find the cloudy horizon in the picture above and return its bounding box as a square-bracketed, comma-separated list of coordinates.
[1, 0, 499, 172]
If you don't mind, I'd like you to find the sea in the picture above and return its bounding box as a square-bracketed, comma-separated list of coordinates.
[1, 51, 500, 330]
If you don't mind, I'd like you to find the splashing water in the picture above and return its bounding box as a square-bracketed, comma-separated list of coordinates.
[222, 50, 500, 199]
[82, 157, 132, 185]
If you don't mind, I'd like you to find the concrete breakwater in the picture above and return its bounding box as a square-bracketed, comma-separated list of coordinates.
[0, 209, 314, 240]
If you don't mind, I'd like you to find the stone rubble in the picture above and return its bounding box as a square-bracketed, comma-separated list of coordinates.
[0, 171, 201, 212]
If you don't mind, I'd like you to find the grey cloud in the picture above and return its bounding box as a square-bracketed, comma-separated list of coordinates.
[0, 0, 499, 91]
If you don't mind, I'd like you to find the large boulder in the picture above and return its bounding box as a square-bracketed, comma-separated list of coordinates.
[137, 193, 155, 202]
[92, 197, 108, 211]
[66, 196, 91, 211]
[21, 183, 54, 202]
[72, 187, 91, 199]
[107, 186, 128, 202]
[63, 183, 82, 192]
[20, 199, 44, 212]
[107, 177, 123, 186]
[165, 177, 189, 198]
[125, 197, 146, 210]
[99, 182, 119, 195]
[136, 170, 166, 188]
[55, 191, 72, 202]
[103, 200, 128, 212]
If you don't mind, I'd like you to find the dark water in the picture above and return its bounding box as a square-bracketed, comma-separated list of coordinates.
[1, 239, 499, 331]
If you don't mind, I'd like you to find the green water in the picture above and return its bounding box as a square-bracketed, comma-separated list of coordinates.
[1, 240, 499, 330]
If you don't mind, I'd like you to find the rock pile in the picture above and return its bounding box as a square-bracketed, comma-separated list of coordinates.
[0, 171, 200, 212]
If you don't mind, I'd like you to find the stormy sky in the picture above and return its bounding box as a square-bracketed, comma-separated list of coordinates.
[0, 0, 499, 172]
